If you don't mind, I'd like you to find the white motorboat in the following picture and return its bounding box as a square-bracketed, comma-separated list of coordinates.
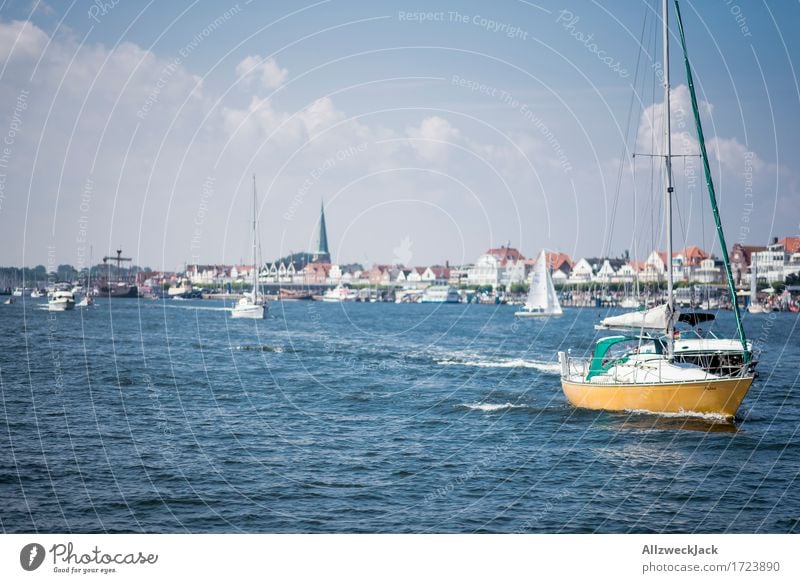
[168, 279, 193, 298]
[48, 290, 75, 311]
[421, 285, 460, 303]
[619, 296, 642, 310]
[515, 250, 562, 318]
[322, 284, 357, 302]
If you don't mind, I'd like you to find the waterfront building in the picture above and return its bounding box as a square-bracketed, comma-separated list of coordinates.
[467, 245, 525, 288]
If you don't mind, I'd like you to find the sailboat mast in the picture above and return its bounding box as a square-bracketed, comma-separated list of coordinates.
[663, 0, 675, 359]
[252, 174, 258, 301]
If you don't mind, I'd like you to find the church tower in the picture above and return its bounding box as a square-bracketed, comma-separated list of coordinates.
[313, 200, 331, 264]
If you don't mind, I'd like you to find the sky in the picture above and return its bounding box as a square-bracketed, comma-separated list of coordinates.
[0, 0, 798, 271]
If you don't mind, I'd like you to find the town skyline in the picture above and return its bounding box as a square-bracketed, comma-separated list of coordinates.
[5, 235, 798, 293]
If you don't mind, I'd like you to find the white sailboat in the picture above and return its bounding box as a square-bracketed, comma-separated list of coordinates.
[231, 176, 266, 320]
[77, 252, 95, 307]
[514, 250, 562, 318]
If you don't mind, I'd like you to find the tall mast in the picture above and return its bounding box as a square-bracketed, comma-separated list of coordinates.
[252, 175, 258, 301]
[663, 0, 675, 360]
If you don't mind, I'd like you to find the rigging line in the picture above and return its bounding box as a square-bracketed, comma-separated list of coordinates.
[631, 5, 653, 268]
[701, 154, 707, 256]
[632, 14, 652, 267]
[605, 3, 651, 260]
[646, 1, 659, 256]
[674, 156, 688, 253]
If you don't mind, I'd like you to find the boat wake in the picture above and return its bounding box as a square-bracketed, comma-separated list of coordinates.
[231, 345, 285, 353]
[458, 402, 526, 412]
[162, 304, 231, 312]
[437, 357, 560, 374]
[624, 408, 732, 423]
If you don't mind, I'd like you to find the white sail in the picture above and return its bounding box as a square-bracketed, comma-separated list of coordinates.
[544, 253, 563, 315]
[525, 251, 547, 309]
[597, 304, 677, 331]
[518, 250, 562, 316]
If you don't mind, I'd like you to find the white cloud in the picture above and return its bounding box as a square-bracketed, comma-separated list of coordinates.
[635, 84, 768, 180]
[235, 55, 288, 90]
[406, 116, 460, 163]
[0, 19, 48, 61]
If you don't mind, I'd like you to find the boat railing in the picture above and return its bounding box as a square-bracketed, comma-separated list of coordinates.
[559, 351, 588, 378]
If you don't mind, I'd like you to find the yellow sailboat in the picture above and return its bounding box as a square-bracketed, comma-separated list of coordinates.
[558, 0, 754, 420]
[559, 335, 753, 418]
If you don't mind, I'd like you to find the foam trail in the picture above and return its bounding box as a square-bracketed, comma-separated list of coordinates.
[460, 402, 525, 412]
[437, 357, 560, 374]
[624, 408, 731, 423]
[162, 304, 232, 312]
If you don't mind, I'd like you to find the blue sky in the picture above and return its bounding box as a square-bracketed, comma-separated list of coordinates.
[0, 0, 798, 270]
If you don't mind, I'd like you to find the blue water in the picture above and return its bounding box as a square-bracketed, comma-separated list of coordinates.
[1, 298, 798, 533]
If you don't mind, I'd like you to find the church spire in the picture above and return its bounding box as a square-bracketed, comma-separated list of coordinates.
[314, 200, 330, 263]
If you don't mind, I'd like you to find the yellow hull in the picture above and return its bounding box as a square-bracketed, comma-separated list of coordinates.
[561, 376, 753, 419]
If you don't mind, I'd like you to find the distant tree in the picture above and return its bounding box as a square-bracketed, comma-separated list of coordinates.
[56, 264, 77, 281]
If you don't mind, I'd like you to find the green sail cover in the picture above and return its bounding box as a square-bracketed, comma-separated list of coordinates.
[674, 0, 749, 363]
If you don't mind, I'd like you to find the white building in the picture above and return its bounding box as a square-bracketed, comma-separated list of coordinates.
[695, 258, 721, 283]
[569, 258, 594, 283]
[754, 240, 792, 283]
[466, 246, 526, 288]
[641, 251, 667, 283]
[595, 259, 617, 283]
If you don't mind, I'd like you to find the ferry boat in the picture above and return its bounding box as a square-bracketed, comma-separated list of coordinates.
[421, 285, 460, 303]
